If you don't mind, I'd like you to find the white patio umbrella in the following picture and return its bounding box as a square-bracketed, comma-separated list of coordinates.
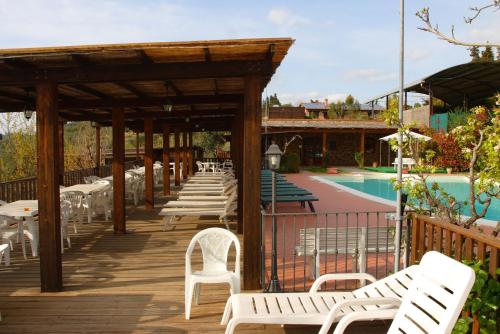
[379, 131, 431, 167]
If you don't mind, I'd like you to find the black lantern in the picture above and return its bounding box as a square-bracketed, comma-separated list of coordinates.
[265, 143, 283, 171]
[24, 104, 35, 120]
[162, 99, 173, 112]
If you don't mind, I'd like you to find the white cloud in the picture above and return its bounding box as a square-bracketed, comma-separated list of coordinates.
[406, 48, 430, 62]
[277, 92, 347, 106]
[267, 8, 309, 28]
[343, 68, 396, 82]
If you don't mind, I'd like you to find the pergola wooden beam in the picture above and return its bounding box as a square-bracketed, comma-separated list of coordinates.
[242, 75, 263, 290]
[144, 117, 154, 209]
[0, 93, 243, 111]
[174, 130, 181, 187]
[36, 81, 63, 292]
[112, 106, 126, 234]
[162, 126, 171, 196]
[0, 60, 273, 86]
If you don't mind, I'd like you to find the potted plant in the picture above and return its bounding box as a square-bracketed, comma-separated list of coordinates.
[372, 161, 378, 168]
[446, 167, 453, 174]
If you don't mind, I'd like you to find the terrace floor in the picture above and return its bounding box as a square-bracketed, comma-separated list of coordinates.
[0, 181, 391, 334]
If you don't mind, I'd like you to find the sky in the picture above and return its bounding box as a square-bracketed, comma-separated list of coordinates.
[0, 0, 498, 106]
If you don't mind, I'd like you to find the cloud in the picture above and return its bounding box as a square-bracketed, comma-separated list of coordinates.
[343, 68, 396, 82]
[276, 92, 347, 106]
[406, 48, 430, 62]
[267, 8, 309, 28]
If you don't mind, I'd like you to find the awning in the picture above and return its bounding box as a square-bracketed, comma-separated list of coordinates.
[379, 131, 431, 142]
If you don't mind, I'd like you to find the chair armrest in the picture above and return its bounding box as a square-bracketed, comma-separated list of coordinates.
[318, 297, 401, 334]
[309, 273, 377, 293]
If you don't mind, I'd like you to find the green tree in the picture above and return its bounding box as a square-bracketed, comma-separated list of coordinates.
[469, 46, 480, 62]
[480, 45, 495, 61]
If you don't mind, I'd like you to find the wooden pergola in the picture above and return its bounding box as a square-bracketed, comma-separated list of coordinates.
[0, 38, 294, 291]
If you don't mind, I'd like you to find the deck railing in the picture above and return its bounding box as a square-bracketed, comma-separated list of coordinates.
[410, 214, 500, 334]
[0, 160, 142, 202]
[260, 210, 412, 291]
[410, 214, 499, 277]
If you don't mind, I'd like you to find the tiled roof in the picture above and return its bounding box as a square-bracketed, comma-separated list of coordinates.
[359, 103, 385, 111]
[262, 119, 395, 129]
[302, 102, 328, 110]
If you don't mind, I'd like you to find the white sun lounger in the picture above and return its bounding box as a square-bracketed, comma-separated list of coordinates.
[320, 251, 475, 334]
[222, 251, 475, 334]
[221, 265, 419, 334]
[160, 192, 237, 230]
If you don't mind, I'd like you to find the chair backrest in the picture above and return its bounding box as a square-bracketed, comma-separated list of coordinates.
[60, 199, 72, 222]
[186, 227, 240, 274]
[60, 191, 85, 209]
[388, 251, 475, 334]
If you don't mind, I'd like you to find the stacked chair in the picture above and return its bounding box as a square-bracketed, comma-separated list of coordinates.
[159, 169, 237, 230]
[261, 170, 319, 211]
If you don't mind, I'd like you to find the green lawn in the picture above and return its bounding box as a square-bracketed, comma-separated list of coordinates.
[364, 166, 447, 174]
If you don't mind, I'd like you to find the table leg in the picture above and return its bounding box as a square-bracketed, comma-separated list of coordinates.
[86, 194, 93, 224]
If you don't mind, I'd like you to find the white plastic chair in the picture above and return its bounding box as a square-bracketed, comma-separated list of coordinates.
[185, 227, 241, 320]
[320, 251, 476, 334]
[92, 180, 113, 221]
[60, 199, 72, 253]
[60, 191, 86, 233]
[0, 214, 26, 259]
[0, 243, 10, 266]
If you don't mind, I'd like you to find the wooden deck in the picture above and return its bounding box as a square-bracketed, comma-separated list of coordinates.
[0, 199, 389, 333]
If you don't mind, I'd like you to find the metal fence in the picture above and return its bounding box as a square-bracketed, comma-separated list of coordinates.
[260, 210, 412, 291]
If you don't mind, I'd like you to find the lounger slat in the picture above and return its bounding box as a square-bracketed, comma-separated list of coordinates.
[265, 296, 282, 315]
[411, 290, 446, 320]
[287, 295, 307, 315]
[254, 296, 269, 315]
[275, 295, 294, 314]
[310, 295, 330, 313]
[299, 295, 319, 314]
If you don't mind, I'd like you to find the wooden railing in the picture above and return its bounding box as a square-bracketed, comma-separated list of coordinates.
[411, 214, 499, 277]
[411, 214, 500, 334]
[0, 160, 142, 202]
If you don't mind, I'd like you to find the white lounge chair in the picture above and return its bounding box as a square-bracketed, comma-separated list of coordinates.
[185, 227, 241, 320]
[160, 191, 237, 230]
[221, 251, 474, 334]
[221, 265, 419, 334]
[320, 251, 475, 334]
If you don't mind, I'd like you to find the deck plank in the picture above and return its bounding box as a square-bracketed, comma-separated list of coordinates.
[0, 193, 388, 334]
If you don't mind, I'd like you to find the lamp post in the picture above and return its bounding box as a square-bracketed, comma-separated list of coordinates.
[265, 143, 283, 292]
[395, 0, 405, 272]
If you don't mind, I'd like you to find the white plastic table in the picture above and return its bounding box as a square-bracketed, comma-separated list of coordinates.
[0, 200, 38, 257]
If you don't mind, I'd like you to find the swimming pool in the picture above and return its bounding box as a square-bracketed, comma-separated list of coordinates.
[314, 175, 500, 223]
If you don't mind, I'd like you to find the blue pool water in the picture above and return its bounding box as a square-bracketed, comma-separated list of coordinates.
[319, 175, 500, 222]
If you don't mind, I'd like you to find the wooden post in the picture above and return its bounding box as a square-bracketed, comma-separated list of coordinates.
[174, 129, 180, 186]
[162, 126, 171, 196]
[95, 125, 101, 176]
[360, 129, 365, 154]
[242, 75, 262, 290]
[112, 107, 126, 234]
[188, 132, 193, 177]
[322, 131, 327, 166]
[36, 81, 62, 292]
[135, 131, 140, 161]
[58, 119, 65, 185]
[182, 132, 188, 179]
[144, 117, 154, 209]
[234, 106, 244, 234]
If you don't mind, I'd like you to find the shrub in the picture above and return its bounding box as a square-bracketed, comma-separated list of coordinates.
[452, 259, 500, 334]
[279, 152, 300, 173]
[432, 131, 468, 171]
[354, 151, 364, 168]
